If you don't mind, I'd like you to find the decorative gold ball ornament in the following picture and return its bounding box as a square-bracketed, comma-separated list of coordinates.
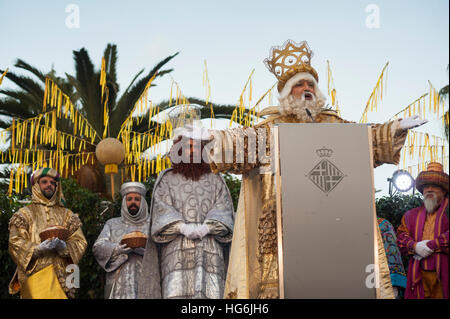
[95, 138, 125, 174]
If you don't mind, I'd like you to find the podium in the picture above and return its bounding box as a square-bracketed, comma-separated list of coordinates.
[274, 123, 378, 299]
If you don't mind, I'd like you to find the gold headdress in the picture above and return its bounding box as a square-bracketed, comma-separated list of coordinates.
[264, 39, 319, 93]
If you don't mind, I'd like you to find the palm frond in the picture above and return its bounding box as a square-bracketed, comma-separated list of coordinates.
[0, 70, 44, 102]
[110, 52, 179, 136]
[0, 98, 40, 119]
[14, 59, 47, 82]
[103, 44, 118, 85]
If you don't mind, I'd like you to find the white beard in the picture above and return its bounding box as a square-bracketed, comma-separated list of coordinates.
[424, 194, 439, 213]
[278, 92, 325, 122]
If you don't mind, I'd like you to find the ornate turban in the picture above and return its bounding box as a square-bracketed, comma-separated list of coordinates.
[119, 182, 149, 224]
[120, 182, 147, 197]
[30, 167, 65, 206]
[30, 167, 60, 185]
[415, 162, 449, 195]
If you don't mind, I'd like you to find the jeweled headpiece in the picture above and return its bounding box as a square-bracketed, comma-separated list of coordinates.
[264, 39, 319, 93]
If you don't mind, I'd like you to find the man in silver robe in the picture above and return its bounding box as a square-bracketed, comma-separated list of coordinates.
[93, 182, 160, 299]
[139, 125, 235, 299]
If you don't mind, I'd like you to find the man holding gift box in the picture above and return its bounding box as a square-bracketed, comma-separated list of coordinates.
[93, 181, 160, 299]
[8, 167, 87, 299]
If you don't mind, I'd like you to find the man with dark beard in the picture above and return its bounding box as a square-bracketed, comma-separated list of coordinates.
[93, 182, 160, 299]
[140, 125, 234, 299]
[397, 162, 449, 299]
[8, 168, 86, 298]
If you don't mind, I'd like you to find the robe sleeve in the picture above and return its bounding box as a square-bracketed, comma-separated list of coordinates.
[92, 221, 129, 272]
[396, 214, 417, 256]
[316, 111, 408, 168]
[426, 230, 449, 254]
[8, 208, 40, 274]
[371, 120, 407, 168]
[63, 211, 87, 265]
[208, 127, 270, 175]
[204, 175, 235, 243]
[151, 175, 184, 243]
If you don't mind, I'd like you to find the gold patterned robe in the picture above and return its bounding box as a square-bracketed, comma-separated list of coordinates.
[208, 108, 408, 299]
[8, 183, 87, 298]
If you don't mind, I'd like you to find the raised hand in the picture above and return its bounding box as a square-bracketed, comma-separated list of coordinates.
[399, 115, 428, 131]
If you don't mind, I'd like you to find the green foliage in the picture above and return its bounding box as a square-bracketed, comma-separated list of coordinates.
[0, 190, 22, 299]
[376, 193, 423, 277]
[222, 173, 241, 210]
[60, 178, 110, 299]
[376, 193, 423, 230]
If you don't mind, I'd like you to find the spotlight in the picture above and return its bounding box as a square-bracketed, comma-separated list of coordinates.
[388, 170, 415, 196]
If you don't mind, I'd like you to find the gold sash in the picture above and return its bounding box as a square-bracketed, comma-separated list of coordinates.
[21, 265, 68, 299]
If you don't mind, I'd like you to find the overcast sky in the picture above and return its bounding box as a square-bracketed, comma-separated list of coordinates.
[1, 0, 448, 196]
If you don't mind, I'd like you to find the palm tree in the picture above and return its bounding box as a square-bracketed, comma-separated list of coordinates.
[0, 44, 178, 195]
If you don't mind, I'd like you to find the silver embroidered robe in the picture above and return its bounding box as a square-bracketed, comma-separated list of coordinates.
[93, 215, 152, 299]
[148, 168, 234, 299]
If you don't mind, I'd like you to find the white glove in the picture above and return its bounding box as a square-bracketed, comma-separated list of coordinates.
[195, 224, 210, 239]
[179, 223, 201, 240]
[414, 240, 433, 258]
[52, 238, 67, 255]
[113, 243, 132, 257]
[34, 238, 58, 257]
[393, 287, 399, 299]
[399, 115, 428, 131]
[413, 254, 423, 261]
[133, 247, 146, 256]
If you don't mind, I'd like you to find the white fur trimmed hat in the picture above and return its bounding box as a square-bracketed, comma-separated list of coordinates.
[278, 72, 327, 102]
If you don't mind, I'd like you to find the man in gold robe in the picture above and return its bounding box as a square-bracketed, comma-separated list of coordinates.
[8, 168, 87, 299]
[207, 40, 427, 299]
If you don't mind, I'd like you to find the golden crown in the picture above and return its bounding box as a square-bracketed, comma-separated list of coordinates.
[264, 39, 319, 92]
[316, 147, 333, 157]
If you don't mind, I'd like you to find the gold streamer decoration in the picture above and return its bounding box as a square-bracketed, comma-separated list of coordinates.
[118, 72, 158, 139]
[203, 60, 214, 127]
[327, 61, 341, 116]
[42, 77, 100, 142]
[393, 80, 448, 178]
[399, 129, 448, 178]
[228, 69, 255, 128]
[100, 56, 110, 139]
[4, 66, 180, 196]
[360, 62, 389, 123]
[244, 82, 277, 127]
[0, 68, 8, 86]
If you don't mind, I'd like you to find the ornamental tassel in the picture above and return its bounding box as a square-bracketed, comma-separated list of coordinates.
[43, 77, 48, 112]
[11, 118, 15, 153]
[100, 57, 107, 102]
[8, 169, 14, 197]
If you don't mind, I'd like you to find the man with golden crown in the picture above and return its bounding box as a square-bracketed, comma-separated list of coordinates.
[397, 162, 449, 299]
[8, 168, 87, 299]
[206, 40, 428, 299]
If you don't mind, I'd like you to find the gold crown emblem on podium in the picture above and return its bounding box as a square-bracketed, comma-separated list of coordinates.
[316, 147, 333, 157]
[263, 39, 319, 92]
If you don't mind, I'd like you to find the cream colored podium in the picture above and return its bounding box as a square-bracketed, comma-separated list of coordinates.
[274, 123, 378, 299]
